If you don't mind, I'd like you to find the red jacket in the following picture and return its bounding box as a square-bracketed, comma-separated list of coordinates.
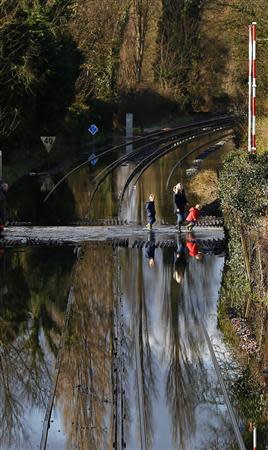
[186, 207, 200, 222]
[186, 241, 199, 257]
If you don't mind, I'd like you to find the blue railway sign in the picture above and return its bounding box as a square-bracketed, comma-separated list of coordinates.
[89, 153, 98, 166]
[88, 124, 99, 135]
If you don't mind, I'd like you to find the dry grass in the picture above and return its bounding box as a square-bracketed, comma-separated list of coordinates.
[188, 169, 218, 205]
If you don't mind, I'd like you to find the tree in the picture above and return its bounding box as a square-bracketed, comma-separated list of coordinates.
[0, 0, 81, 153]
[156, 0, 207, 108]
[70, 0, 131, 101]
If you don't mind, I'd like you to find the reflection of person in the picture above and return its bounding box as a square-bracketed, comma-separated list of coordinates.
[0, 182, 8, 232]
[173, 183, 188, 232]
[145, 231, 156, 268]
[186, 204, 201, 232]
[186, 233, 203, 260]
[173, 238, 187, 284]
[145, 194, 156, 230]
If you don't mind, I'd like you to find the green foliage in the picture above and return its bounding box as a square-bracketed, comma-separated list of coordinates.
[0, 247, 75, 345]
[220, 228, 251, 314]
[219, 151, 268, 315]
[0, 0, 81, 154]
[156, 0, 207, 108]
[232, 366, 268, 449]
[219, 151, 268, 227]
[233, 367, 267, 422]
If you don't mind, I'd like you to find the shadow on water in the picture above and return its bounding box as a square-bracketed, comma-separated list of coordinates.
[8, 175, 77, 225]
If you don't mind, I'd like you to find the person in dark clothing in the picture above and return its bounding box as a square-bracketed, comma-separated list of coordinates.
[173, 237, 187, 284]
[145, 230, 156, 268]
[145, 194, 156, 230]
[0, 183, 8, 232]
[173, 183, 188, 232]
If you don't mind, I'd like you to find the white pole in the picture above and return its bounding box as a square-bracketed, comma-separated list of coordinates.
[248, 25, 252, 152]
[251, 22, 257, 152]
[253, 426, 257, 450]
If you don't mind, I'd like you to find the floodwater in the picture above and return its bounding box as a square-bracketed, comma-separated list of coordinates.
[2, 132, 264, 449]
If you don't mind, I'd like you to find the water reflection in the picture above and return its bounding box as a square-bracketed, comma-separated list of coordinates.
[47, 245, 115, 450]
[120, 245, 234, 449]
[0, 247, 75, 450]
[145, 231, 156, 268]
[0, 242, 238, 449]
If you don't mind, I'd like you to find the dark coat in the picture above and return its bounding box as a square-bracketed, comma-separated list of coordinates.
[146, 231, 156, 259]
[145, 201, 156, 224]
[173, 190, 187, 213]
[145, 244, 155, 260]
[0, 189, 7, 224]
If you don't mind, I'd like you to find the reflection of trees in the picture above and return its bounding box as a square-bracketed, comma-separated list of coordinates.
[161, 261, 198, 449]
[0, 334, 51, 449]
[57, 245, 115, 450]
[120, 249, 158, 449]
[0, 247, 74, 449]
[9, 176, 77, 225]
[162, 251, 224, 449]
[135, 252, 158, 448]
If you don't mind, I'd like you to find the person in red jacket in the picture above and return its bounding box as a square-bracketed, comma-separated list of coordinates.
[186, 233, 204, 260]
[185, 204, 201, 231]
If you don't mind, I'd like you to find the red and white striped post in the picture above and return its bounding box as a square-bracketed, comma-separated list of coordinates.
[251, 22, 257, 153]
[253, 426, 257, 450]
[248, 24, 252, 152]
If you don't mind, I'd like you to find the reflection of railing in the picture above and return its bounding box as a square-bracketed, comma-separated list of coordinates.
[40, 287, 75, 450]
[112, 248, 126, 450]
[0, 236, 227, 252]
[134, 305, 147, 450]
[201, 321, 246, 450]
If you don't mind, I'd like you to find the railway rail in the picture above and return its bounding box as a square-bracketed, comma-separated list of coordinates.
[44, 115, 234, 204]
[88, 117, 234, 208]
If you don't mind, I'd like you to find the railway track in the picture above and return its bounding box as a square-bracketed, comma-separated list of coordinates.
[88, 117, 234, 208]
[44, 115, 234, 204]
[118, 127, 233, 206]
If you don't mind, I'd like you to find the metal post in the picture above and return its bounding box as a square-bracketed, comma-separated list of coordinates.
[126, 113, 133, 153]
[251, 22, 257, 153]
[0, 150, 2, 180]
[248, 25, 252, 152]
[92, 134, 95, 154]
[253, 426, 257, 450]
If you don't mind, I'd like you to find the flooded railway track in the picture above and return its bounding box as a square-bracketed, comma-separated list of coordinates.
[89, 118, 234, 208]
[33, 240, 247, 450]
[2, 116, 252, 449]
[43, 115, 234, 204]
